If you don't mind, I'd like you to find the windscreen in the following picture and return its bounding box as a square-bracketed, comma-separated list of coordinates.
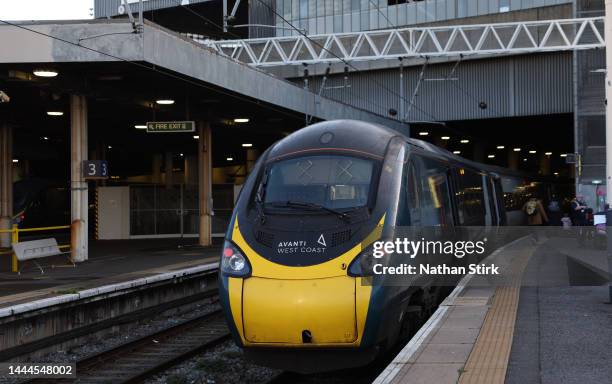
[263, 155, 376, 209]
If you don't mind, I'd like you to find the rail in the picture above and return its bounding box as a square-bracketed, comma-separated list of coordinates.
[0, 224, 71, 273]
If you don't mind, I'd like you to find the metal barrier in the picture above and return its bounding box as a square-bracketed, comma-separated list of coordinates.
[0, 224, 71, 273]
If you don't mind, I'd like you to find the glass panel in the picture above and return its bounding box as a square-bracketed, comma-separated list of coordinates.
[263, 155, 376, 209]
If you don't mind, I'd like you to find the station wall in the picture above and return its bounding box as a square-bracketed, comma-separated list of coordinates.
[300, 51, 572, 121]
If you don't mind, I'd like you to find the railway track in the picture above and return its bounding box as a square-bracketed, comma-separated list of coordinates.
[27, 309, 230, 384]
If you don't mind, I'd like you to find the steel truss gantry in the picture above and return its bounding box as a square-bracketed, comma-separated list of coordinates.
[197, 17, 604, 67]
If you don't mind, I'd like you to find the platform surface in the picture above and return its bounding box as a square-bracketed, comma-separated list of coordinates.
[376, 235, 612, 384]
[0, 238, 221, 308]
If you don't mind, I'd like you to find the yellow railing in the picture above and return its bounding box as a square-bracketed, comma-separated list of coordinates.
[0, 224, 71, 272]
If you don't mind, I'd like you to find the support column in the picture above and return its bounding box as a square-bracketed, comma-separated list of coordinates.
[185, 155, 198, 185]
[246, 148, 259, 175]
[508, 151, 519, 171]
[70, 95, 88, 263]
[198, 121, 212, 246]
[539, 153, 551, 176]
[165, 152, 174, 188]
[472, 145, 484, 163]
[0, 123, 12, 248]
[152, 154, 162, 184]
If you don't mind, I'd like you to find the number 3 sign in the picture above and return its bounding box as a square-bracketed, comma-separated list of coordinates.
[82, 160, 109, 180]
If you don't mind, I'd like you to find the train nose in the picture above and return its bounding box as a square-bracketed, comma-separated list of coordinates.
[242, 276, 357, 345]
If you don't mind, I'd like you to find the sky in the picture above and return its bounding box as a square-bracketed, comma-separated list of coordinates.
[0, 0, 95, 21]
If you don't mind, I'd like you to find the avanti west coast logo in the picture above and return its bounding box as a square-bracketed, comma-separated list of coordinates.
[277, 233, 327, 254]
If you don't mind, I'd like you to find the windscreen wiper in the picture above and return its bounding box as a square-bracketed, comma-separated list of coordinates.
[255, 195, 266, 224]
[271, 200, 352, 222]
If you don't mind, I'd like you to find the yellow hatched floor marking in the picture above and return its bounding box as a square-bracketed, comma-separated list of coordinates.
[458, 250, 532, 384]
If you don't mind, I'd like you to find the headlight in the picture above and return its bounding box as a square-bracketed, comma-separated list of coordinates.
[347, 245, 376, 277]
[221, 240, 252, 277]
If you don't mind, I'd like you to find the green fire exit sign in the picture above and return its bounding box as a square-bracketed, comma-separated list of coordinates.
[146, 121, 195, 133]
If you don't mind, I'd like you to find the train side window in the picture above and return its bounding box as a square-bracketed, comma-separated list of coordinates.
[416, 157, 453, 226]
[455, 168, 486, 226]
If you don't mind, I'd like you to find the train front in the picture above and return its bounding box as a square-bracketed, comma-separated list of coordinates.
[217, 121, 402, 373]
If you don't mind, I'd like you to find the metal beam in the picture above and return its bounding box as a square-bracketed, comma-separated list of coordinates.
[197, 17, 605, 67]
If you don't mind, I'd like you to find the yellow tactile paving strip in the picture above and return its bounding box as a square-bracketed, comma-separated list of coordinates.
[457, 249, 532, 384]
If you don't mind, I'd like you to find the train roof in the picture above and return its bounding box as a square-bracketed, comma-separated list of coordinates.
[266, 120, 398, 161]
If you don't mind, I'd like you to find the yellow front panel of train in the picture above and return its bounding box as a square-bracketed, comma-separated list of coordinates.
[243, 277, 357, 344]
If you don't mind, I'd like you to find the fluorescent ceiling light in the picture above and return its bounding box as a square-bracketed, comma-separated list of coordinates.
[441, 136, 450, 140]
[560, 153, 567, 157]
[513, 148, 521, 152]
[226, 157, 234, 161]
[496, 145, 505, 149]
[460, 139, 469, 144]
[47, 111, 63, 116]
[134, 124, 147, 129]
[193, 135, 200, 139]
[242, 143, 253, 147]
[234, 118, 250, 123]
[156, 99, 175, 105]
[545, 152, 552, 156]
[33, 70, 58, 77]
[12, 159, 18, 163]
[487, 155, 495, 158]
[529, 150, 537, 154]
[418, 131, 428, 136]
[453, 150, 461, 154]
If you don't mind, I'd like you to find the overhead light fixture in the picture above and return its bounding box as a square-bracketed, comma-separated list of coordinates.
[496, 145, 505, 149]
[529, 150, 537, 154]
[234, 118, 250, 123]
[193, 135, 200, 139]
[226, 157, 234, 161]
[460, 139, 469, 144]
[156, 99, 175, 105]
[418, 131, 429, 136]
[441, 136, 450, 140]
[545, 152, 552, 156]
[47, 111, 63, 116]
[592, 179, 603, 184]
[560, 153, 567, 157]
[242, 143, 253, 148]
[12, 159, 18, 163]
[108, 145, 112, 149]
[453, 150, 461, 154]
[523, 158, 527, 161]
[33, 69, 58, 77]
[179, 153, 184, 157]
[487, 155, 495, 158]
[134, 124, 147, 129]
[554, 172, 559, 176]
[513, 148, 521, 152]
[42, 136, 49, 140]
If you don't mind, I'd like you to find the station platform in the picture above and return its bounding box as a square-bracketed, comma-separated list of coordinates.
[375, 234, 612, 384]
[0, 238, 221, 309]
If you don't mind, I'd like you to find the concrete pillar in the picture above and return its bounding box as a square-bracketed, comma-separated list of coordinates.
[165, 151, 174, 188]
[198, 121, 212, 246]
[0, 124, 12, 248]
[508, 151, 519, 171]
[472, 145, 484, 163]
[539, 153, 551, 175]
[185, 155, 198, 185]
[246, 148, 259, 175]
[70, 95, 88, 263]
[152, 154, 162, 184]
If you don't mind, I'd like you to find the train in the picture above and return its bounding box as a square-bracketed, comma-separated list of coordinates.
[217, 120, 569, 373]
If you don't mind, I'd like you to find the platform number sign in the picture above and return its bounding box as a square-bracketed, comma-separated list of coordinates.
[83, 160, 109, 180]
